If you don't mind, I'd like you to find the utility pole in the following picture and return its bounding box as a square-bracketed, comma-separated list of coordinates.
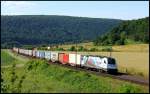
[75, 22, 80, 65]
[76, 40, 77, 65]
[109, 46, 112, 57]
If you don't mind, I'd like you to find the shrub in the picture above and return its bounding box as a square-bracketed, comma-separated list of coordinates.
[68, 46, 76, 51]
[90, 48, 98, 52]
[101, 47, 113, 51]
[78, 46, 84, 51]
[56, 48, 64, 51]
[118, 84, 141, 93]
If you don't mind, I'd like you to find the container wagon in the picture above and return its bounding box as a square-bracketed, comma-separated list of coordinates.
[59, 53, 69, 64]
[51, 52, 59, 62]
[44, 51, 51, 60]
[69, 54, 82, 66]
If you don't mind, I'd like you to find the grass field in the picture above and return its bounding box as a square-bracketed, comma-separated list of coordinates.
[1, 49, 29, 67]
[1, 49, 149, 93]
[1, 49, 16, 66]
[1, 58, 149, 93]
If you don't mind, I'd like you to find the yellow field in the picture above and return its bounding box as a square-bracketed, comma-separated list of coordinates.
[56, 51, 149, 79]
[57, 43, 149, 79]
[59, 42, 149, 52]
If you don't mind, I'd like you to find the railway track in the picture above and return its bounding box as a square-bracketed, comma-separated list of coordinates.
[12, 50, 149, 86]
[48, 61, 149, 86]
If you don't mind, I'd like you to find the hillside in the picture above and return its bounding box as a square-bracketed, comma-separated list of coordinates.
[94, 17, 149, 46]
[1, 15, 122, 48]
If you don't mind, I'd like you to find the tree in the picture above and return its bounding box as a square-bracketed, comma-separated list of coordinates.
[69, 46, 76, 51]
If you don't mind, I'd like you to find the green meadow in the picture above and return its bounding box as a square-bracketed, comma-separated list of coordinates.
[1, 49, 149, 93]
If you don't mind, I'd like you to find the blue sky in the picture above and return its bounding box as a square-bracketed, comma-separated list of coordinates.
[1, 1, 149, 20]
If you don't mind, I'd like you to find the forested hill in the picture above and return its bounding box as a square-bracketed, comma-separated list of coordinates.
[94, 17, 149, 46]
[1, 15, 122, 48]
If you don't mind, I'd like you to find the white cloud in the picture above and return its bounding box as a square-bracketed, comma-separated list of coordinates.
[2, 1, 35, 7]
[1, 1, 36, 15]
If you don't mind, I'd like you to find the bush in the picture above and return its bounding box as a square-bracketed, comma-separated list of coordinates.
[101, 47, 113, 51]
[77, 46, 89, 52]
[78, 46, 84, 51]
[89, 48, 98, 52]
[56, 48, 64, 51]
[68, 46, 76, 51]
[118, 84, 141, 93]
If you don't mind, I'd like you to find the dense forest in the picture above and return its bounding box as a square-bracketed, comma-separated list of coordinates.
[1, 15, 122, 48]
[94, 17, 149, 46]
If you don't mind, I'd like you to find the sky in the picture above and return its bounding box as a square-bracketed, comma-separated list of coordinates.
[1, 1, 149, 20]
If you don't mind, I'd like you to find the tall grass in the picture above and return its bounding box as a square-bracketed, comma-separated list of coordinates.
[1, 50, 16, 66]
[1, 49, 29, 67]
[2, 59, 148, 93]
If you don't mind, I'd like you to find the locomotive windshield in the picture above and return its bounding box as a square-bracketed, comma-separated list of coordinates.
[108, 58, 116, 64]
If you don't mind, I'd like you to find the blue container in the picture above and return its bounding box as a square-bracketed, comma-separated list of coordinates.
[39, 51, 45, 58]
[35, 51, 40, 58]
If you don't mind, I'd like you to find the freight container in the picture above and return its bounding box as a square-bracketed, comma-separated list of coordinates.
[18, 49, 22, 54]
[13, 47, 19, 53]
[51, 52, 58, 62]
[24, 50, 28, 55]
[63, 53, 69, 64]
[35, 51, 40, 58]
[28, 50, 32, 56]
[59, 53, 69, 64]
[76, 54, 82, 66]
[32, 50, 36, 57]
[45, 51, 51, 60]
[26, 50, 29, 55]
[69, 54, 76, 66]
[58, 53, 63, 64]
[69, 54, 82, 66]
[19, 49, 25, 54]
[23, 49, 26, 55]
[19, 49, 22, 54]
[39, 51, 45, 58]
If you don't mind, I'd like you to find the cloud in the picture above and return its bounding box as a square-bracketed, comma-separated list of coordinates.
[1, 1, 36, 15]
[2, 1, 35, 7]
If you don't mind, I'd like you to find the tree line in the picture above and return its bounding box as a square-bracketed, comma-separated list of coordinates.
[1, 15, 122, 48]
[94, 17, 149, 46]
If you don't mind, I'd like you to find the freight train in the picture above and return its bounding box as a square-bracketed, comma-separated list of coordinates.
[12, 47, 118, 74]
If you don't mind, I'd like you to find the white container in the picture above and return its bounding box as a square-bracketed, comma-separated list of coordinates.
[69, 54, 82, 66]
[36, 51, 40, 57]
[77, 54, 82, 65]
[51, 52, 58, 62]
[28, 50, 32, 56]
[69, 54, 80, 66]
[32, 50, 36, 57]
[45, 51, 51, 60]
[13, 47, 18, 53]
[24, 50, 28, 55]
[69, 54, 76, 66]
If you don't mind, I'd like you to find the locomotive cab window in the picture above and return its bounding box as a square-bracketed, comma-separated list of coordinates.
[108, 58, 116, 64]
[104, 60, 106, 64]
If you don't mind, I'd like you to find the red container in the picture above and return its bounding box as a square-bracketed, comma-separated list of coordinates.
[59, 53, 69, 64]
